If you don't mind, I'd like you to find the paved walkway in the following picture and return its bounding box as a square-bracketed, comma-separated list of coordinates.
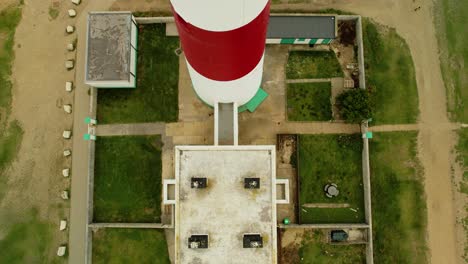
[96, 123, 166, 136]
[96, 121, 457, 139]
[68, 1, 115, 264]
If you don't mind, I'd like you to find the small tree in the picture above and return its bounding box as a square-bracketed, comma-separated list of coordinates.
[336, 89, 372, 123]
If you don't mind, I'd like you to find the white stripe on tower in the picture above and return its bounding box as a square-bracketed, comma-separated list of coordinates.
[171, 0, 270, 106]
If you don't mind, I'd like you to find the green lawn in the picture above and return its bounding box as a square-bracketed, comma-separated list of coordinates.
[298, 134, 365, 223]
[286, 51, 343, 79]
[299, 230, 366, 264]
[0, 208, 54, 264]
[92, 229, 170, 264]
[97, 24, 179, 124]
[435, 0, 468, 122]
[370, 132, 428, 264]
[0, 5, 21, 118]
[287, 82, 332, 121]
[456, 129, 468, 261]
[93, 136, 163, 222]
[363, 19, 419, 125]
[0, 120, 23, 201]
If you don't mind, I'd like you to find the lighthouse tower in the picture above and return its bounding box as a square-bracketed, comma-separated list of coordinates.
[170, 0, 270, 107]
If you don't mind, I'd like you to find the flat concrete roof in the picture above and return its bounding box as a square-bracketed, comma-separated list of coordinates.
[86, 12, 133, 82]
[175, 146, 277, 264]
[267, 15, 336, 39]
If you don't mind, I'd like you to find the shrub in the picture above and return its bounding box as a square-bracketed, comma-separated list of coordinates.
[336, 89, 372, 123]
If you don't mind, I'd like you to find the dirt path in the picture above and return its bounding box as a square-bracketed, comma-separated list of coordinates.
[271, 0, 460, 263]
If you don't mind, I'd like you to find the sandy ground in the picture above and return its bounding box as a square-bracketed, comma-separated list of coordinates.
[0, 0, 97, 261]
[0, 0, 20, 11]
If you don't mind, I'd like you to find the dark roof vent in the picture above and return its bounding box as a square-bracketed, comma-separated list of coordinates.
[244, 178, 260, 189]
[191, 178, 207, 189]
[188, 235, 208, 249]
[243, 234, 263, 248]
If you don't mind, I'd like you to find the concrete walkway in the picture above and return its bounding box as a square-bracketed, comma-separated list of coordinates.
[68, 1, 115, 264]
[96, 123, 166, 136]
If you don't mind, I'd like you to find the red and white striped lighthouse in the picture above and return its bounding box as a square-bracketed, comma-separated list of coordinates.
[171, 0, 270, 107]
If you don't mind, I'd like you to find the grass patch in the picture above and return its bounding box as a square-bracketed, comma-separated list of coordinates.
[299, 230, 366, 263]
[287, 82, 332, 121]
[97, 24, 179, 124]
[434, 0, 468, 122]
[456, 128, 468, 261]
[0, 5, 22, 122]
[48, 6, 59, 20]
[0, 120, 23, 201]
[92, 229, 170, 264]
[362, 19, 419, 124]
[370, 132, 428, 264]
[286, 51, 343, 79]
[94, 136, 163, 222]
[298, 134, 364, 223]
[0, 208, 54, 264]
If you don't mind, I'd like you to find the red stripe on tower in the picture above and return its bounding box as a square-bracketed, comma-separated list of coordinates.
[170, 0, 270, 106]
[172, 3, 270, 81]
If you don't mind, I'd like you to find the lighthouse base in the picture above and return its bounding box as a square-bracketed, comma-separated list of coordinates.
[238, 87, 268, 113]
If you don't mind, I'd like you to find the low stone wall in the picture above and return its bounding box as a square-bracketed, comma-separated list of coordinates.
[361, 123, 374, 264]
[135, 17, 174, 24]
[85, 87, 98, 264]
[279, 223, 370, 229]
[89, 223, 170, 229]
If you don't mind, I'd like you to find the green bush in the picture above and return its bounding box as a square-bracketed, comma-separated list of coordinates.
[336, 89, 371, 123]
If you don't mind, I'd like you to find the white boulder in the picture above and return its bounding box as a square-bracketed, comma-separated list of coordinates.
[68, 9, 76, 17]
[62, 168, 70, 177]
[65, 60, 74, 69]
[66, 25, 74, 33]
[71, 0, 81, 5]
[61, 191, 69, 200]
[57, 246, 67, 256]
[63, 149, 72, 157]
[65, 82, 73, 92]
[60, 220, 67, 231]
[67, 43, 75, 51]
[63, 104, 72, 114]
[63, 130, 72, 139]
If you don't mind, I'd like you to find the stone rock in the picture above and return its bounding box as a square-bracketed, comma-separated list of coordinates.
[60, 220, 67, 231]
[63, 104, 72, 114]
[61, 191, 69, 200]
[68, 9, 76, 17]
[63, 149, 72, 157]
[62, 168, 70, 177]
[66, 25, 74, 33]
[63, 130, 72, 139]
[67, 43, 75, 51]
[71, 0, 81, 5]
[57, 246, 66, 256]
[65, 60, 74, 69]
[65, 81, 73, 92]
